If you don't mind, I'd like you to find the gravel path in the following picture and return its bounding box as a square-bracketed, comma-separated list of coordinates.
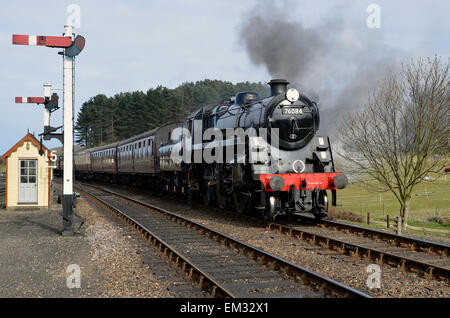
[0, 183, 206, 298]
[92, 185, 450, 298]
[79, 196, 206, 298]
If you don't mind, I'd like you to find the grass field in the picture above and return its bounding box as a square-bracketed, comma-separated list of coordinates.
[329, 174, 450, 235]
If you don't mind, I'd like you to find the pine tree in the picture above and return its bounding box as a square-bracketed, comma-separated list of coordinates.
[75, 80, 269, 147]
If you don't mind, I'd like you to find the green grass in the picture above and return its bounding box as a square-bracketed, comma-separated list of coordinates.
[408, 220, 450, 231]
[329, 174, 450, 233]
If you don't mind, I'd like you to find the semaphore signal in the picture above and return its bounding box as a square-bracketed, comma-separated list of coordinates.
[15, 97, 46, 104]
[12, 25, 85, 237]
[12, 34, 73, 47]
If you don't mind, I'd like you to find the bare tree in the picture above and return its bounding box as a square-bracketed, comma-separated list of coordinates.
[337, 56, 449, 232]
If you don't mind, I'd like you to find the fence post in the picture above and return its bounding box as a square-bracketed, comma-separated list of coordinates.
[395, 216, 402, 235]
[367, 212, 370, 225]
[386, 215, 390, 228]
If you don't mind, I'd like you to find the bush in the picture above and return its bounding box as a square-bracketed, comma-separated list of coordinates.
[427, 216, 450, 226]
[328, 207, 364, 222]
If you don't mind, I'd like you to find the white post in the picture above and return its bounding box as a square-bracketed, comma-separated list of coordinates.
[43, 83, 51, 128]
[62, 24, 74, 236]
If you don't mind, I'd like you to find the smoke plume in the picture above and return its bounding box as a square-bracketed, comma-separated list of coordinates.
[239, 2, 404, 133]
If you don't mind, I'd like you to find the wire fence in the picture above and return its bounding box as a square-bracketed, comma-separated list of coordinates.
[334, 178, 450, 225]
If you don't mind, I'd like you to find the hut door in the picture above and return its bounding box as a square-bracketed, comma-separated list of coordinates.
[19, 160, 38, 203]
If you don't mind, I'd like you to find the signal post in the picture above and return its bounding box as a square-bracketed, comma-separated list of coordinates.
[12, 25, 85, 236]
[62, 25, 74, 236]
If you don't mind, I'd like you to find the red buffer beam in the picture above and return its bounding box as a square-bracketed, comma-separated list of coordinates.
[15, 97, 45, 104]
[12, 35, 72, 48]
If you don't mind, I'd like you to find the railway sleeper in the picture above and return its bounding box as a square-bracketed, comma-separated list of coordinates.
[214, 272, 284, 282]
[221, 280, 303, 295]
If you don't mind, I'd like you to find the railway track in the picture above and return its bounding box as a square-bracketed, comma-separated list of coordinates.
[76, 181, 450, 282]
[147, 184, 450, 281]
[293, 214, 450, 256]
[78, 182, 370, 298]
[208, 206, 450, 281]
[267, 217, 450, 281]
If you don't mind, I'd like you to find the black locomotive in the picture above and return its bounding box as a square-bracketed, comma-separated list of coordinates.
[71, 79, 348, 220]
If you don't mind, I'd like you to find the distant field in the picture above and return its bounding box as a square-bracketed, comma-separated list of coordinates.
[329, 174, 450, 233]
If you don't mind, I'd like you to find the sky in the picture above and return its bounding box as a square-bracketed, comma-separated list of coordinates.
[0, 0, 449, 154]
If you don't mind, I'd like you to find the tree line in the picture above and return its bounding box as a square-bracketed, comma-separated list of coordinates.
[75, 79, 269, 147]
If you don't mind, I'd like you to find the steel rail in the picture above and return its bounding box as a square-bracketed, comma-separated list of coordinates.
[84, 190, 234, 298]
[77, 180, 449, 282]
[293, 214, 450, 256]
[208, 207, 450, 281]
[184, 198, 450, 281]
[79, 183, 370, 298]
[265, 221, 450, 281]
[143, 179, 449, 257]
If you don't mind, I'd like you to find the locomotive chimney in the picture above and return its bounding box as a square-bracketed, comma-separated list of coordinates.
[268, 79, 289, 96]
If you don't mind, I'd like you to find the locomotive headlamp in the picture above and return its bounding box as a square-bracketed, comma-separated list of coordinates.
[286, 88, 300, 102]
[269, 175, 285, 191]
[333, 174, 348, 189]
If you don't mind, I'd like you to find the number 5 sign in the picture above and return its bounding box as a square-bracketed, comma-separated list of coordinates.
[44, 150, 58, 168]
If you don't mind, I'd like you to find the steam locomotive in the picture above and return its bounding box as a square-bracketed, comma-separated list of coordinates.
[69, 79, 348, 220]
